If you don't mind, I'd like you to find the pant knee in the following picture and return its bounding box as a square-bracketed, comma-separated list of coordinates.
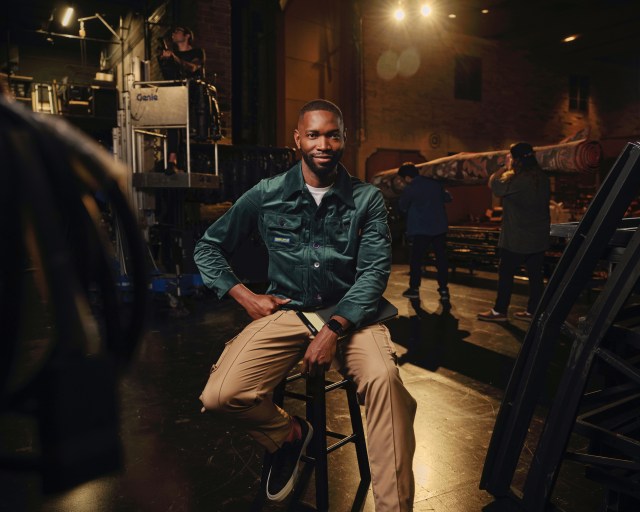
[200, 387, 258, 416]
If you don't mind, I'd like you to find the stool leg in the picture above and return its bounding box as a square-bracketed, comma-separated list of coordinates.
[346, 380, 371, 484]
[307, 373, 329, 512]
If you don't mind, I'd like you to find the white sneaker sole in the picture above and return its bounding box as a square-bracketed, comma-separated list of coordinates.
[266, 421, 314, 502]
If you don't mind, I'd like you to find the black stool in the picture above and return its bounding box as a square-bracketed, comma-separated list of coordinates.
[258, 371, 371, 511]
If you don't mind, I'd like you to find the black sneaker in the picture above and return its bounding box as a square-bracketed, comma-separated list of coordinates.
[402, 287, 420, 299]
[266, 416, 313, 502]
[438, 287, 450, 303]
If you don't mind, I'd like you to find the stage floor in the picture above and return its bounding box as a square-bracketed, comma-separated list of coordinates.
[5, 264, 602, 512]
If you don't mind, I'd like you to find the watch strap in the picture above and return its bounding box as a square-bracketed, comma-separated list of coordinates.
[326, 318, 345, 337]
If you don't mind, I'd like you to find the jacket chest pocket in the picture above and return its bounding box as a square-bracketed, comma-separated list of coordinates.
[325, 216, 353, 253]
[264, 213, 303, 251]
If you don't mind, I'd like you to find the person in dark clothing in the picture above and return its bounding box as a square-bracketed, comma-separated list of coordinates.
[397, 162, 452, 303]
[158, 26, 206, 174]
[477, 142, 551, 322]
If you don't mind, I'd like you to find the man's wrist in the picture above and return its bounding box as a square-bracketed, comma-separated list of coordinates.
[326, 319, 344, 336]
[326, 318, 346, 337]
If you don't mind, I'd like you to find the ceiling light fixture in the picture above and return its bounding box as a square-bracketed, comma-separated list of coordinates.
[448, 13, 456, 19]
[481, 9, 489, 14]
[420, 4, 432, 16]
[394, 7, 406, 21]
[562, 34, 578, 43]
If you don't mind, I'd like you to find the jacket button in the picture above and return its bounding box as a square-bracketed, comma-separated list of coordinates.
[313, 262, 320, 268]
[312, 242, 320, 249]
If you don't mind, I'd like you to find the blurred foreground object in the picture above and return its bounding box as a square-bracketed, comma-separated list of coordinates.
[0, 94, 148, 496]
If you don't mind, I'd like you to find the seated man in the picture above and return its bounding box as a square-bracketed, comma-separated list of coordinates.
[195, 99, 417, 511]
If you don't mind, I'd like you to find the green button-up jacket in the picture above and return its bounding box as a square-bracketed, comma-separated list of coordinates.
[194, 162, 392, 327]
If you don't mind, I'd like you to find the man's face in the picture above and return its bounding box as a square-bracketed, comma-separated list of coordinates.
[172, 28, 189, 44]
[294, 110, 345, 178]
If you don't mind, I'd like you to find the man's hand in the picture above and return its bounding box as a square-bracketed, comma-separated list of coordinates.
[301, 327, 338, 376]
[228, 283, 291, 320]
[488, 167, 508, 188]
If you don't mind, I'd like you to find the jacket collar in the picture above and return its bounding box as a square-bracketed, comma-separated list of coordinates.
[282, 161, 355, 208]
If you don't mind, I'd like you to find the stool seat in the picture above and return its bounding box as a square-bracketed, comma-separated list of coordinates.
[256, 370, 371, 511]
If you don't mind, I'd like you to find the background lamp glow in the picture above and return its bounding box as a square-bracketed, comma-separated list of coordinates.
[420, 4, 432, 16]
[61, 7, 74, 27]
[394, 8, 406, 21]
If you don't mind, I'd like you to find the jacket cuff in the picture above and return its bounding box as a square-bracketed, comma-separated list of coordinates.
[333, 302, 367, 329]
[211, 272, 242, 299]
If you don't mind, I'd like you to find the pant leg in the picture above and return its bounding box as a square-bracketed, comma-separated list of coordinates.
[408, 235, 429, 289]
[167, 128, 179, 155]
[335, 324, 417, 512]
[199, 310, 310, 453]
[430, 233, 449, 290]
[524, 251, 546, 314]
[494, 248, 523, 314]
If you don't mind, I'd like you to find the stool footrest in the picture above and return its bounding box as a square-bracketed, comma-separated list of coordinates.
[327, 434, 357, 454]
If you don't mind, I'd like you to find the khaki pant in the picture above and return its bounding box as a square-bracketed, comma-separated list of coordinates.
[200, 310, 417, 512]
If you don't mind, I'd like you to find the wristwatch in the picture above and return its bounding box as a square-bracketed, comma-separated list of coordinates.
[326, 318, 345, 337]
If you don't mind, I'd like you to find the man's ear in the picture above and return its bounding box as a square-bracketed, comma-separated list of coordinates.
[343, 127, 347, 143]
[293, 129, 301, 149]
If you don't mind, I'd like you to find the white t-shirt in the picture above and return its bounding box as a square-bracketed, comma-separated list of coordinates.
[306, 183, 332, 206]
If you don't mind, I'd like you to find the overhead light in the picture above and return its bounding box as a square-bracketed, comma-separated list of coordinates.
[394, 7, 406, 21]
[79, 20, 86, 38]
[481, 9, 490, 14]
[61, 6, 74, 27]
[420, 4, 432, 16]
[562, 34, 578, 43]
[448, 13, 457, 19]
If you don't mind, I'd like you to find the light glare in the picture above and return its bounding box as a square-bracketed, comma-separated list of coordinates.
[61, 7, 74, 27]
[563, 34, 578, 43]
[481, 9, 489, 14]
[394, 8, 406, 21]
[420, 4, 432, 16]
[448, 13, 456, 19]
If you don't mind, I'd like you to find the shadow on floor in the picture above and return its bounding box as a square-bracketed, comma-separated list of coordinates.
[390, 298, 527, 391]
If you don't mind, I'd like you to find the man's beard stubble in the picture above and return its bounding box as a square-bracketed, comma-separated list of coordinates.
[301, 148, 344, 178]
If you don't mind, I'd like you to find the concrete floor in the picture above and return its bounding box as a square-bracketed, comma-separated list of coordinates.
[3, 264, 604, 512]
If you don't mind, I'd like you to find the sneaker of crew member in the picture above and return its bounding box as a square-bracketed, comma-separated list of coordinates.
[477, 309, 508, 322]
[438, 287, 450, 303]
[514, 310, 533, 321]
[402, 287, 420, 299]
[266, 416, 313, 502]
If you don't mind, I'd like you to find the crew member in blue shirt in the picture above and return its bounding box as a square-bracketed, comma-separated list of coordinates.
[398, 162, 452, 303]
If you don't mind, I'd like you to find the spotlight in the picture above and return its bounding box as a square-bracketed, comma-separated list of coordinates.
[562, 34, 578, 43]
[79, 20, 86, 38]
[61, 6, 74, 27]
[420, 4, 432, 16]
[448, 13, 456, 18]
[481, 9, 489, 14]
[394, 8, 406, 21]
